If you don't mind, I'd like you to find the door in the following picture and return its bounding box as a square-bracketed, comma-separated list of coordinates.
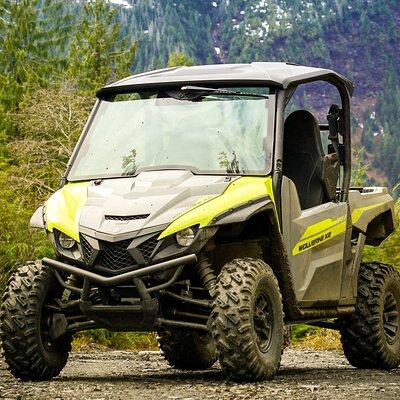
[282, 177, 347, 306]
[280, 106, 347, 307]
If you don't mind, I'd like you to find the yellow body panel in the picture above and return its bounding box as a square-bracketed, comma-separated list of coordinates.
[292, 215, 347, 255]
[292, 200, 390, 255]
[46, 182, 90, 242]
[159, 176, 275, 239]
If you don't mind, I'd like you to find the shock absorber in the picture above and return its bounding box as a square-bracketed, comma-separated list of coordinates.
[196, 254, 216, 291]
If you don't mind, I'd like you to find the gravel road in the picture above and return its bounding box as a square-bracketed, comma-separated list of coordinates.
[1, 349, 400, 400]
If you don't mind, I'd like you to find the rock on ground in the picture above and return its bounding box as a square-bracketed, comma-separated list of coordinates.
[1, 349, 400, 399]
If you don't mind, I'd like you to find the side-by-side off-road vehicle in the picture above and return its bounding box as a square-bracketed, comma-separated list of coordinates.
[1, 63, 399, 381]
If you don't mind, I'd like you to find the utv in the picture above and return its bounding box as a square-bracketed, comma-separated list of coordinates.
[1, 63, 399, 381]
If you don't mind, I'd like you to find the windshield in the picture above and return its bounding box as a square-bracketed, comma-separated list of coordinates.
[68, 87, 274, 180]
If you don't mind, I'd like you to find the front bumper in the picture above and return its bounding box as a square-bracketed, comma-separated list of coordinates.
[42, 254, 197, 286]
[43, 253, 208, 333]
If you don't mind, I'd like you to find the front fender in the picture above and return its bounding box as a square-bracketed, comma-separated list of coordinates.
[159, 176, 276, 239]
[45, 181, 90, 241]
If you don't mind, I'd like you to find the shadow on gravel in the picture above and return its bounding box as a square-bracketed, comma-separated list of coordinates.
[55, 364, 399, 386]
[54, 366, 374, 384]
[56, 369, 225, 383]
[277, 366, 352, 377]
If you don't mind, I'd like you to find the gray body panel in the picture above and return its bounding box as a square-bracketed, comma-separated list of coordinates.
[281, 177, 347, 306]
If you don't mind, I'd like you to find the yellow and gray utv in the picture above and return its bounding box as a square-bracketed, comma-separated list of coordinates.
[1, 63, 399, 382]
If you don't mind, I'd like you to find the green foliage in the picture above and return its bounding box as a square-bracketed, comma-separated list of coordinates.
[363, 200, 400, 267]
[73, 330, 157, 351]
[351, 145, 369, 187]
[360, 69, 400, 189]
[0, 0, 70, 130]
[167, 51, 195, 67]
[0, 171, 51, 290]
[126, 0, 215, 71]
[0, 84, 92, 292]
[291, 324, 317, 342]
[68, 0, 137, 93]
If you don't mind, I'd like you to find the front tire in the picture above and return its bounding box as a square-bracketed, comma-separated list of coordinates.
[340, 262, 400, 369]
[157, 329, 217, 369]
[0, 261, 72, 381]
[210, 258, 284, 381]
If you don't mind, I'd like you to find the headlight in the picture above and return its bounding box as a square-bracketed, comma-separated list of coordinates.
[58, 232, 76, 249]
[175, 227, 196, 247]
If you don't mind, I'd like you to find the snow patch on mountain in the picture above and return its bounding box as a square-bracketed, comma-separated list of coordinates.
[109, 0, 132, 9]
[75, 0, 133, 9]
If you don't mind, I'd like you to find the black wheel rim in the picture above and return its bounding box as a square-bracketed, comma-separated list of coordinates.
[41, 297, 59, 351]
[41, 284, 69, 351]
[383, 291, 399, 345]
[253, 293, 273, 353]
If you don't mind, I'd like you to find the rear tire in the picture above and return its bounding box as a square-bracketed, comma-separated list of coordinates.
[340, 262, 400, 369]
[157, 329, 217, 369]
[0, 261, 72, 381]
[210, 258, 284, 381]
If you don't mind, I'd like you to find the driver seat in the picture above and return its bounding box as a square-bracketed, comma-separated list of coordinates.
[283, 110, 326, 209]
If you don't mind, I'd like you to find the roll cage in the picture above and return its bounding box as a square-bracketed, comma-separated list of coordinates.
[74, 62, 354, 218]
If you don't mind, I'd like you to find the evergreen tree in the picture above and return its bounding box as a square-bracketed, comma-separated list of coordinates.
[0, 0, 70, 129]
[68, 0, 137, 93]
[351, 145, 369, 187]
[167, 51, 195, 67]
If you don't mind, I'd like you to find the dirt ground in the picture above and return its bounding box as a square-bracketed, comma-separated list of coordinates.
[1, 349, 400, 400]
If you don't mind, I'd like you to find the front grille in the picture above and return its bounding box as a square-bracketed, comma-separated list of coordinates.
[105, 214, 149, 221]
[138, 236, 159, 260]
[79, 234, 160, 273]
[80, 235, 94, 262]
[99, 239, 134, 271]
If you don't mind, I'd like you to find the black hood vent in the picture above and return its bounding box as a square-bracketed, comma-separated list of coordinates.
[105, 214, 149, 221]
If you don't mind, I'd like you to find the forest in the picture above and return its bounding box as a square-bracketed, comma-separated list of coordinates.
[0, 0, 399, 347]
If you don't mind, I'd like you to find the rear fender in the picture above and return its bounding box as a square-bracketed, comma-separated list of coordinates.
[364, 209, 395, 246]
[349, 187, 395, 245]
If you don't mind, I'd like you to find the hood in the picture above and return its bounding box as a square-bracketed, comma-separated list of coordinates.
[44, 171, 275, 242]
[45, 170, 232, 241]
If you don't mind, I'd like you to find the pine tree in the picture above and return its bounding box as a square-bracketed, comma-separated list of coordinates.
[351, 145, 369, 187]
[0, 0, 70, 131]
[68, 0, 137, 93]
[167, 51, 195, 67]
